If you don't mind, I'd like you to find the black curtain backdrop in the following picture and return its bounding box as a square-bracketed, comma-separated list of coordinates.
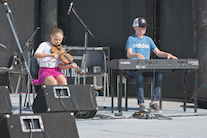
[0, 0, 202, 99]
[157, 0, 196, 99]
[0, 0, 38, 92]
[58, 0, 153, 59]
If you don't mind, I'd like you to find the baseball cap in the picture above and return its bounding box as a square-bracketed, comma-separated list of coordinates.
[132, 17, 149, 27]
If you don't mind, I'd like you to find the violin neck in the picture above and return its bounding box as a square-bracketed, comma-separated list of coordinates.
[64, 54, 73, 63]
[64, 54, 82, 75]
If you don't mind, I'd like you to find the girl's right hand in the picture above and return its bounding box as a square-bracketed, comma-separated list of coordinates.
[50, 53, 59, 59]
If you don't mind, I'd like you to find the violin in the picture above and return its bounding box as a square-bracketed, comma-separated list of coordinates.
[51, 45, 82, 75]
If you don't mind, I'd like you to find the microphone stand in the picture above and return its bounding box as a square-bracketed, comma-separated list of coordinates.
[71, 7, 95, 85]
[23, 27, 40, 51]
[23, 27, 40, 108]
[3, 2, 35, 114]
[0, 42, 8, 49]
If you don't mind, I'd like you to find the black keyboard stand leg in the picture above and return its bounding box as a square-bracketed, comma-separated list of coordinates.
[118, 70, 123, 114]
[194, 72, 197, 113]
[111, 69, 114, 113]
[125, 85, 128, 111]
[183, 72, 187, 112]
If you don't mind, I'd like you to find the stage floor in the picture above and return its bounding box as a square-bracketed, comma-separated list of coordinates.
[9, 93, 207, 138]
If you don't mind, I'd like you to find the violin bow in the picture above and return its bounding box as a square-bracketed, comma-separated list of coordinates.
[61, 46, 77, 55]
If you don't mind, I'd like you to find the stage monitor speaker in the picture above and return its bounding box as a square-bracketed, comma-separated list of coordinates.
[0, 86, 13, 114]
[192, 82, 207, 108]
[0, 112, 79, 138]
[32, 84, 98, 118]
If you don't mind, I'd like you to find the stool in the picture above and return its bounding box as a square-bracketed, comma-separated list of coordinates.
[117, 74, 162, 111]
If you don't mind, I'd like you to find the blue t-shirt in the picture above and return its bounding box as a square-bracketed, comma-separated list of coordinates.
[125, 35, 157, 59]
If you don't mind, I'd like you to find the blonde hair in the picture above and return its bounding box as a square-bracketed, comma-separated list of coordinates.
[51, 28, 64, 36]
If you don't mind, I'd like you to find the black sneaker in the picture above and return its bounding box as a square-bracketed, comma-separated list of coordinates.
[139, 105, 148, 112]
[150, 103, 162, 113]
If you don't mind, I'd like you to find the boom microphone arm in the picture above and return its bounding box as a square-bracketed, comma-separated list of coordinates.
[1, 1, 36, 114]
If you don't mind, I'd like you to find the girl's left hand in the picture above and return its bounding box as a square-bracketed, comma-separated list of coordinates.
[71, 63, 77, 69]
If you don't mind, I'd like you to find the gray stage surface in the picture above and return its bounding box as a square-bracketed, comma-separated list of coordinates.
[9, 94, 207, 138]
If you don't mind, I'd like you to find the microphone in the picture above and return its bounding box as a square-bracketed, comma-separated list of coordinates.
[1, 0, 7, 4]
[12, 51, 18, 65]
[67, 1, 73, 15]
[12, 51, 18, 57]
[9, 51, 18, 69]
[0, 43, 8, 49]
[1, 0, 11, 13]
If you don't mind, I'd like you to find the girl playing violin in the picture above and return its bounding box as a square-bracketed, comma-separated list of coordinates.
[33, 28, 77, 85]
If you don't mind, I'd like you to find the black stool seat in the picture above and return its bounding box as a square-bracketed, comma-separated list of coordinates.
[117, 74, 162, 111]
